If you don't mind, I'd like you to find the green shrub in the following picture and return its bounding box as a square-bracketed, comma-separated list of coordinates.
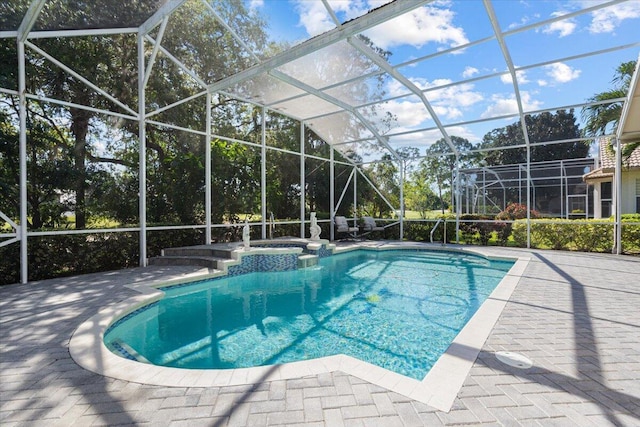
[495, 203, 540, 245]
[403, 215, 456, 243]
[571, 221, 613, 252]
[459, 214, 501, 245]
[510, 218, 633, 253]
[621, 216, 640, 253]
[511, 220, 527, 247]
[0, 244, 20, 285]
[539, 221, 574, 249]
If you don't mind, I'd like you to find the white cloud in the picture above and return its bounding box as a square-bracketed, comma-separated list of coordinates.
[589, 2, 640, 33]
[387, 126, 479, 149]
[383, 99, 432, 129]
[381, 77, 483, 133]
[544, 62, 581, 83]
[507, 13, 541, 30]
[434, 105, 463, 120]
[248, 0, 264, 10]
[537, 79, 548, 87]
[294, 1, 336, 36]
[428, 83, 483, 108]
[462, 66, 479, 79]
[542, 11, 577, 37]
[440, 125, 479, 143]
[500, 69, 530, 85]
[294, 1, 468, 50]
[326, 0, 377, 20]
[363, 3, 468, 49]
[481, 91, 543, 119]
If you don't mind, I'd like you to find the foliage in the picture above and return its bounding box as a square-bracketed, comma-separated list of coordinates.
[417, 136, 476, 213]
[582, 60, 640, 158]
[402, 215, 457, 243]
[0, 99, 77, 229]
[511, 217, 640, 254]
[403, 180, 439, 218]
[477, 111, 587, 216]
[458, 214, 502, 246]
[582, 60, 637, 137]
[495, 203, 540, 244]
[362, 154, 399, 217]
[480, 110, 586, 165]
[3, 7, 637, 285]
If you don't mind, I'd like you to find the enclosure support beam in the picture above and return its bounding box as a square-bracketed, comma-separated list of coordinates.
[17, 0, 45, 42]
[138, 33, 147, 266]
[355, 168, 398, 217]
[614, 137, 622, 254]
[561, 161, 565, 218]
[208, 0, 428, 93]
[300, 123, 306, 238]
[139, 0, 186, 35]
[399, 159, 404, 239]
[455, 157, 461, 244]
[205, 93, 212, 244]
[261, 107, 267, 240]
[143, 16, 168, 89]
[484, 0, 533, 248]
[17, 0, 46, 283]
[335, 170, 355, 215]
[353, 167, 358, 229]
[330, 148, 335, 241]
[18, 40, 28, 284]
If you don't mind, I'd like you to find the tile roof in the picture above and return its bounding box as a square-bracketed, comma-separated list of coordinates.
[584, 140, 640, 183]
[599, 140, 640, 170]
[583, 167, 614, 182]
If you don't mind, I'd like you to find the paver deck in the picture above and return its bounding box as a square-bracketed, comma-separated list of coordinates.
[1, 245, 639, 426]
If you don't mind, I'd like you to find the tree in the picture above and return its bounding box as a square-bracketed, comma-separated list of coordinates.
[419, 136, 476, 213]
[582, 60, 639, 157]
[479, 110, 589, 214]
[1, 0, 275, 229]
[364, 154, 400, 217]
[0, 99, 77, 229]
[480, 110, 586, 166]
[404, 179, 439, 218]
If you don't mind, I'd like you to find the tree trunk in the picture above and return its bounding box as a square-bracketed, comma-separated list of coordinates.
[438, 177, 445, 214]
[70, 107, 91, 229]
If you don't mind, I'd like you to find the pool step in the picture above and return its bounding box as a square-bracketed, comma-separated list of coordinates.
[150, 243, 319, 272]
[298, 254, 318, 268]
[148, 245, 236, 269]
[162, 246, 233, 259]
[148, 255, 226, 270]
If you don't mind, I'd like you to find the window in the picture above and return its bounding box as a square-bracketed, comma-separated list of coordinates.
[601, 181, 612, 218]
[636, 179, 640, 213]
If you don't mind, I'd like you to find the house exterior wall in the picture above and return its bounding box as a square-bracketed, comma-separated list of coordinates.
[621, 170, 640, 214]
[589, 170, 639, 218]
[593, 182, 602, 218]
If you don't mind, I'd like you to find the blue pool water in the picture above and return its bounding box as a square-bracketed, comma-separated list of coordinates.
[105, 249, 513, 380]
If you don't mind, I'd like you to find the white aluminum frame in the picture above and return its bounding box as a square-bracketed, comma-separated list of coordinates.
[1, 0, 636, 283]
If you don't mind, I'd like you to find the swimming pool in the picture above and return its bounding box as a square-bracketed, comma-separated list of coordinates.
[104, 249, 514, 380]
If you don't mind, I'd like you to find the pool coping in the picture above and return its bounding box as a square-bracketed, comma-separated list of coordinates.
[69, 243, 528, 413]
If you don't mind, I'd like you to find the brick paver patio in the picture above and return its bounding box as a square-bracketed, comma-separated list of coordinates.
[1, 246, 639, 426]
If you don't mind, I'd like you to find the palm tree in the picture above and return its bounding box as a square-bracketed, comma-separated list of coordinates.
[582, 60, 639, 157]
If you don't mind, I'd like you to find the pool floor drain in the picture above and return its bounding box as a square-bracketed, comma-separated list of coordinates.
[495, 351, 533, 369]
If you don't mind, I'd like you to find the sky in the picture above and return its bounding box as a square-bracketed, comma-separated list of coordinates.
[244, 0, 640, 160]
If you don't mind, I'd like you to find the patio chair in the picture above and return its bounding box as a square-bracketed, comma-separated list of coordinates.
[361, 216, 385, 238]
[334, 215, 358, 238]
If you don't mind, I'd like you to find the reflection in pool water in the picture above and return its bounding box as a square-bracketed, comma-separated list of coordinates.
[105, 249, 513, 380]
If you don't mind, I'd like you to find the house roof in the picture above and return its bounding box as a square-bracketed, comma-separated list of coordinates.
[584, 138, 640, 184]
[598, 139, 640, 170]
[617, 53, 640, 145]
[583, 167, 614, 183]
